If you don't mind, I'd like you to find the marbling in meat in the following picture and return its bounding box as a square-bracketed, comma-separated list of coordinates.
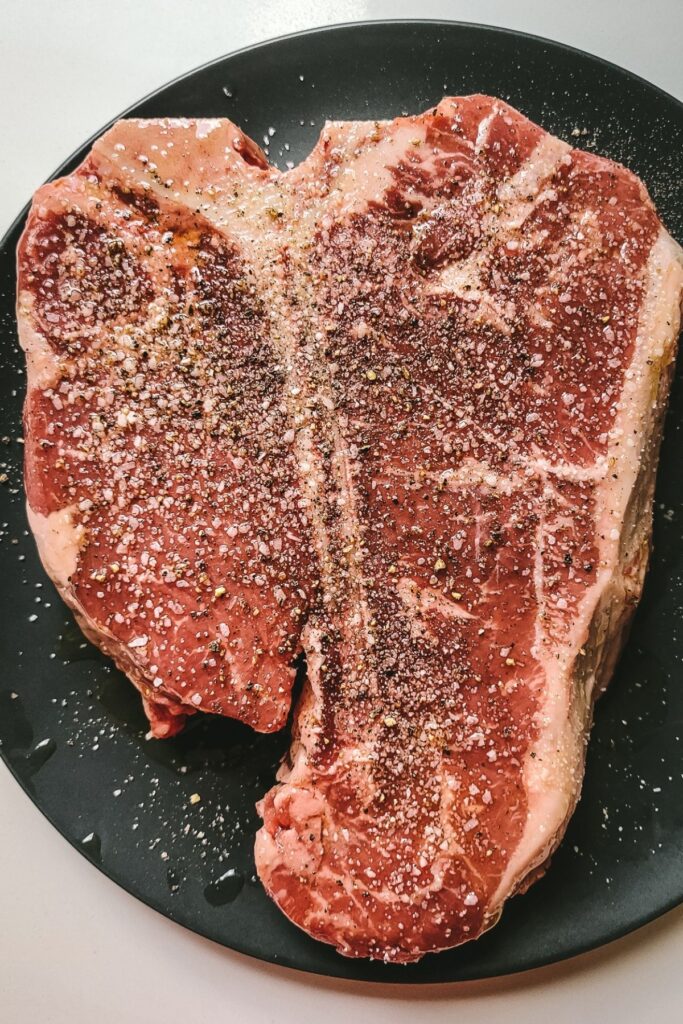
[18, 97, 683, 960]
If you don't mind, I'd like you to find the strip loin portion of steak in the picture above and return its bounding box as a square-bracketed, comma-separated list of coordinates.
[255, 97, 683, 960]
[18, 98, 683, 961]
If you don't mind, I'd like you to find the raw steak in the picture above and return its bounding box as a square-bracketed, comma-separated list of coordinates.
[18, 120, 318, 736]
[18, 97, 683, 961]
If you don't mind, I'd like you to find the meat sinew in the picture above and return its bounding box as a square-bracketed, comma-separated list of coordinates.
[18, 97, 683, 960]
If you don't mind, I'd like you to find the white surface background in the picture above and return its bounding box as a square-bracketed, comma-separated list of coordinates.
[1, 2, 682, 1021]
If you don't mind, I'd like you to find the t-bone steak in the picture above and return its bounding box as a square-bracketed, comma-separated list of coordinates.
[18, 97, 683, 961]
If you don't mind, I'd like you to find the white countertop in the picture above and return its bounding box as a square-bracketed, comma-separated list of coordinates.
[1, 3, 682, 1021]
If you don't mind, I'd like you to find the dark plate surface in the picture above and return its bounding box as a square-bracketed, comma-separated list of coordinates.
[1, 20, 682, 983]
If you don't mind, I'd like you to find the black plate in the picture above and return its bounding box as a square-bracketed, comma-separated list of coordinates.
[1, 20, 682, 983]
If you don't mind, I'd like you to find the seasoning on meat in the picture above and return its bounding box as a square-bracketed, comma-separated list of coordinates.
[18, 97, 683, 961]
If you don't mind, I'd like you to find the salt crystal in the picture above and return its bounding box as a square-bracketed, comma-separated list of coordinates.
[128, 635, 149, 649]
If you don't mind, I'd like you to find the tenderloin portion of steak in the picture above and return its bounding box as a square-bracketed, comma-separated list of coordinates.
[255, 97, 683, 960]
[19, 98, 683, 962]
[18, 120, 317, 736]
